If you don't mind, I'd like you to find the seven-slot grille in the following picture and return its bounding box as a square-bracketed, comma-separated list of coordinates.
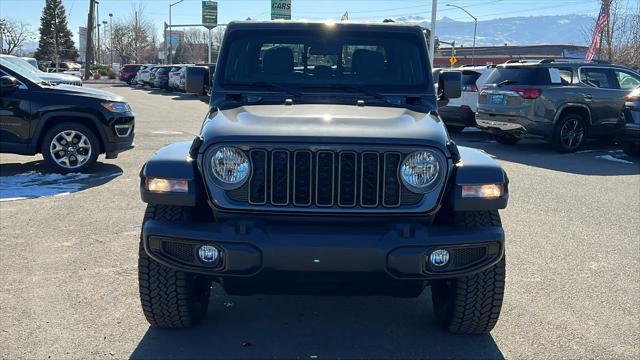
[226, 148, 424, 209]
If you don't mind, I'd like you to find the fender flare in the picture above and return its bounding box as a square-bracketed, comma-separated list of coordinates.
[553, 103, 593, 125]
[30, 111, 107, 153]
[140, 141, 201, 207]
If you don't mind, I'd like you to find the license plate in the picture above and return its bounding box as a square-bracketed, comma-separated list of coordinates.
[490, 95, 505, 104]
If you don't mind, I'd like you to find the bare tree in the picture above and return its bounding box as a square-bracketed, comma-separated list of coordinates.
[0, 18, 35, 55]
[587, 0, 640, 68]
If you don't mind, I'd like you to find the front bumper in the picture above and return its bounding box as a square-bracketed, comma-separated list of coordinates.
[142, 218, 504, 282]
[618, 122, 640, 144]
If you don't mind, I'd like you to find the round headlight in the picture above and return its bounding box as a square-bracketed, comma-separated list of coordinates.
[400, 151, 440, 192]
[211, 147, 250, 185]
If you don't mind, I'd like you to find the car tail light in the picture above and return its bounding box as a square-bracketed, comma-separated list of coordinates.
[513, 88, 542, 99]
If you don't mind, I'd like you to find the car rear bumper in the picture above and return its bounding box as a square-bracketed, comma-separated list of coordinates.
[476, 111, 553, 138]
[141, 218, 505, 285]
[439, 106, 476, 127]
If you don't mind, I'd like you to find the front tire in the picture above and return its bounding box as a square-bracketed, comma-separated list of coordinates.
[40, 122, 100, 173]
[431, 210, 506, 334]
[138, 204, 212, 328]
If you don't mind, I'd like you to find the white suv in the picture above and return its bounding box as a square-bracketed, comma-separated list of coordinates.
[439, 66, 494, 133]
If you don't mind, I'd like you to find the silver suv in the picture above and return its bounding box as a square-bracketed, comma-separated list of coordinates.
[476, 60, 640, 152]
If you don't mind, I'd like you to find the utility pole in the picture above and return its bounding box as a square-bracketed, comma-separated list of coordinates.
[109, 13, 113, 65]
[429, 0, 437, 68]
[85, 0, 95, 79]
[96, 1, 100, 64]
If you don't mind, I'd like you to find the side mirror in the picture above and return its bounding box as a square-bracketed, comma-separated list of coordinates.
[0, 75, 19, 92]
[438, 71, 462, 100]
[185, 66, 207, 99]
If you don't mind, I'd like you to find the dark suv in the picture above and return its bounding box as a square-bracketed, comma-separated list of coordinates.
[1, 57, 135, 172]
[137, 21, 509, 335]
[476, 60, 640, 152]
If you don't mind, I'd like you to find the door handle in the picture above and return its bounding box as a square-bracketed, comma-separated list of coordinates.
[584, 94, 593, 100]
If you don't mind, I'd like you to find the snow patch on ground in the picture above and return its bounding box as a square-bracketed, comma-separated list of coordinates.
[0, 171, 118, 202]
[595, 154, 634, 164]
[152, 131, 183, 135]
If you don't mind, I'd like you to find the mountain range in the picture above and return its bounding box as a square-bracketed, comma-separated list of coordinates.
[395, 15, 595, 47]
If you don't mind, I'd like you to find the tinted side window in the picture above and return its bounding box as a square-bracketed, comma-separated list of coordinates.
[580, 67, 616, 89]
[485, 67, 551, 85]
[557, 67, 573, 84]
[614, 69, 640, 90]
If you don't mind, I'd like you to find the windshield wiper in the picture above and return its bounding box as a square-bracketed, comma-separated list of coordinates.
[248, 81, 302, 98]
[327, 84, 385, 100]
[496, 80, 518, 87]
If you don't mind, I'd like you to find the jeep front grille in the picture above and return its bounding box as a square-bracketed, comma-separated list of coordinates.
[225, 148, 425, 209]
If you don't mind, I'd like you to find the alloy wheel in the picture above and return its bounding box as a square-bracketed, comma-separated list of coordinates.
[560, 118, 584, 150]
[49, 130, 93, 169]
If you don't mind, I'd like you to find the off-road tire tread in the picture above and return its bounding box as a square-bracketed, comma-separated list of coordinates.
[138, 204, 209, 328]
[432, 210, 506, 335]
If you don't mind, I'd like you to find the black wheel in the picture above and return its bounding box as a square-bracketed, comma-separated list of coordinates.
[431, 210, 506, 335]
[622, 141, 640, 157]
[40, 122, 100, 173]
[553, 114, 586, 152]
[128, 76, 136, 85]
[493, 133, 520, 145]
[138, 204, 212, 328]
[447, 125, 465, 134]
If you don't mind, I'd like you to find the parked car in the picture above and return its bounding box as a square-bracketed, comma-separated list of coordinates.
[0, 57, 135, 172]
[167, 65, 183, 91]
[439, 66, 493, 133]
[120, 64, 142, 85]
[137, 64, 156, 86]
[138, 21, 510, 335]
[177, 66, 188, 92]
[618, 86, 640, 156]
[147, 66, 161, 87]
[153, 66, 172, 89]
[476, 59, 640, 152]
[0, 55, 82, 86]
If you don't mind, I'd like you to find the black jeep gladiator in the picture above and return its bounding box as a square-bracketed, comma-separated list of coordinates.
[138, 21, 509, 335]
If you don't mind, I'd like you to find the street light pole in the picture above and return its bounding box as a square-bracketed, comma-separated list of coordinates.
[446, 3, 477, 66]
[169, 0, 185, 65]
[109, 13, 113, 65]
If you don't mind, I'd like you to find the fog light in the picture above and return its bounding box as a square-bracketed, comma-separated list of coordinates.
[429, 249, 450, 267]
[198, 245, 220, 263]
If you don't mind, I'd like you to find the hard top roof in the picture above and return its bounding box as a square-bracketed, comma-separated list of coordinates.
[225, 20, 424, 33]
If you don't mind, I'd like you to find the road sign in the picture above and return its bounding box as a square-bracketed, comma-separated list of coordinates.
[271, 0, 291, 20]
[202, 1, 218, 29]
[449, 55, 458, 66]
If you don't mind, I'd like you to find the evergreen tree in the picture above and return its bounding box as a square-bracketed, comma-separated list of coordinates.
[35, 0, 78, 62]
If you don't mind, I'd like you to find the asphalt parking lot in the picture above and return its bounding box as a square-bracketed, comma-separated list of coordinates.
[1, 83, 639, 359]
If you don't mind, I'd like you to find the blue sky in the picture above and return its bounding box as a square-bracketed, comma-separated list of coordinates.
[0, 0, 624, 44]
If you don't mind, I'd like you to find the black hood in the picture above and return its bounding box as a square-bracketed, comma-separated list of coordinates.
[43, 84, 125, 102]
[200, 104, 450, 152]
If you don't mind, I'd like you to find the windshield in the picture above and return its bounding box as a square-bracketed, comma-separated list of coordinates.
[220, 29, 429, 92]
[0, 56, 45, 84]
